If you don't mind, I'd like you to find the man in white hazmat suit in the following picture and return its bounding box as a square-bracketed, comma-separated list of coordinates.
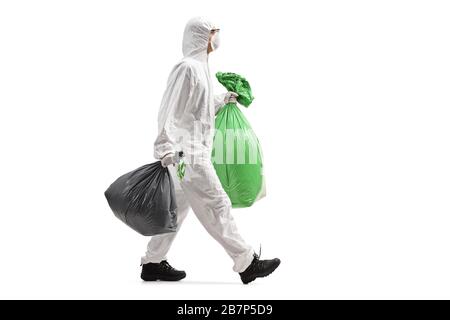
[141, 17, 280, 284]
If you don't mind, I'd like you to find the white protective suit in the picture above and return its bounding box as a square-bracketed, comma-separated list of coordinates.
[141, 17, 254, 273]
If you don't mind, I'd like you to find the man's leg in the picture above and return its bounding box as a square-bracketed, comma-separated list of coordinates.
[141, 175, 190, 265]
[180, 163, 254, 273]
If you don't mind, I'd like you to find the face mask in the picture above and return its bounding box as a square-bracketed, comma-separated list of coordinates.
[211, 32, 220, 51]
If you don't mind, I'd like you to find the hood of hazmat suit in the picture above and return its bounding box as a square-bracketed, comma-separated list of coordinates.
[154, 17, 226, 164]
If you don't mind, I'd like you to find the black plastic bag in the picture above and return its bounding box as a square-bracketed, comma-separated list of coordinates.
[104, 161, 177, 236]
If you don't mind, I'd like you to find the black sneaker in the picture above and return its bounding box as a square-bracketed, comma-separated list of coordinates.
[239, 253, 281, 284]
[141, 260, 186, 282]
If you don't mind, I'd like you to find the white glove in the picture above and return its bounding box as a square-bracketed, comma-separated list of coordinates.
[161, 151, 184, 168]
[224, 91, 239, 104]
[161, 153, 176, 168]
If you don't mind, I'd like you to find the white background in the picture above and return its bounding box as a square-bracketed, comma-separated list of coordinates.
[1, 0, 449, 299]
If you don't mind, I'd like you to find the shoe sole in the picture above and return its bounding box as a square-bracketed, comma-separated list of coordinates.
[141, 273, 186, 282]
[242, 259, 281, 285]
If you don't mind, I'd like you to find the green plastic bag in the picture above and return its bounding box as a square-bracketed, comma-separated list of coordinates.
[212, 72, 266, 208]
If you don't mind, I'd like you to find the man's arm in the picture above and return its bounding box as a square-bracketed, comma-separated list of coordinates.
[154, 63, 194, 160]
[214, 92, 227, 114]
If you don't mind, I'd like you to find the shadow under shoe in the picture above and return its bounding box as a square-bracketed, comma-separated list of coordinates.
[141, 260, 186, 282]
[239, 254, 281, 285]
